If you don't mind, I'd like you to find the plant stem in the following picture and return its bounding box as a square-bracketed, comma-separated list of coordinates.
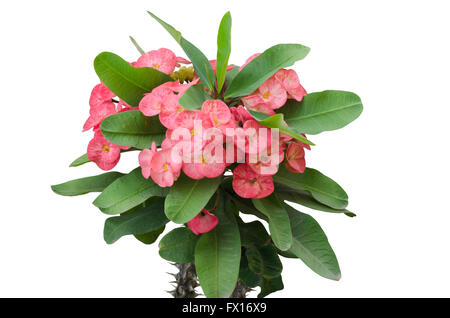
[169, 262, 250, 298]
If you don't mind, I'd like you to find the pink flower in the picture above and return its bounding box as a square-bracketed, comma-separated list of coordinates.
[139, 90, 166, 117]
[138, 142, 157, 179]
[187, 209, 219, 235]
[232, 163, 274, 199]
[240, 119, 272, 155]
[89, 83, 115, 108]
[241, 77, 287, 112]
[274, 69, 307, 102]
[200, 100, 236, 133]
[285, 141, 307, 173]
[135, 48, 177, 74]
[230, 105, 253, 124]
[247, 143, 285, 176]
[156, 80, 200, 129]
[83, 101, 117, 132]
[149, 148, 182, 187]
[87, 131, 121, 171]
[258, 77, 287, 109]
[239, 53, 261, 71]
[139, 80, 186, 118]
[182, 142, 226, 180]
[83, 83, 117, 131]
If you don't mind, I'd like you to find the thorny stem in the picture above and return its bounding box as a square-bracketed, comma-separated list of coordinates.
[169, 262, 251, 298]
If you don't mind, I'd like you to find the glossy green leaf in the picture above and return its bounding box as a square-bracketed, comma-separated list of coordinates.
[103, 199, 168, 244]
[94, 51, 172, 106]
[284, 203, 341, 281]
[276, 184, 355, 217]
[147, 11, 216, 92]
[239, 256, 261, 288]
[195, 197, 241, 298]
[258, 275, 284, 298]
[246, 245, 283, 279]
[178, 83, 212, 110]
[248, 110, 314, 146]
[216, 12, 232, 93]
[225, 43, 310, 99]
[279, 91, 363, 135]
[273, 165, 348, 209]
[51, 172, 124, 196]
[69, 153, 90, 167]
[158, 227, 199, 263]
[93, 168, 168, 215]
[252, 194, 292, 251]
[225, 66, 239, 87]
[129, 36, 145, 55]
[238, 221, 270, 247]
[100, 110, 166, 149]
[134, 225, 165, 245]
[165, 173, 221, 224]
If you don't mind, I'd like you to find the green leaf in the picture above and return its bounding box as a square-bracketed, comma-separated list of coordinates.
[69, 153, 90, 167]
[164, 173, 221, 224]
[239, 255, 262, 288]
[103, 198, 168, 244]
[134, 225, 165, 245]
[225, 66, 239, 87]
[158, 227, 199, 263]
[278, 90, 363, 135]
[147, 11, 216, 92]
[178, 83, 212, 110]
[258, 275, 284, 298]
[195, 197, 241, 298]
[129, 36, 145, 55]
[93, 168, 168, 215]
[216, 12, 232, 93]
[51, 172, 124, 196]
[246, 245, 283, 279]
[225, 43, 310, 99]
[238, 221, 270, 247]
[146, 11, 182, 42]
[94, 51, 172, 106]
[273, 165, 348, 210]
[248, 110, 314, 146]
[252, 194, 292, 251]
[100, 110, 166, 149]
[276, 184, 355, 217]
[284, 204, 341, 281]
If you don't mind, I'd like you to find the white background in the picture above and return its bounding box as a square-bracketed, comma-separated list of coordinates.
[1, 0, 449, 297]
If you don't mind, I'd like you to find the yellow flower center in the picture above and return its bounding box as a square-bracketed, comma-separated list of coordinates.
[177, 107, 184, 114]
[262, 92, 271, 99]
[157, 103, 161, 109]
[191, 128, 197, 136]
[201, 156, 209, 164]
[163, 163, 169, 172]
[154, 63, 160, 69]
[102, 145, 110, 153]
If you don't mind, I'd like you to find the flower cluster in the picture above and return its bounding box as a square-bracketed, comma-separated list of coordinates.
[83, 48, 310, 235]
